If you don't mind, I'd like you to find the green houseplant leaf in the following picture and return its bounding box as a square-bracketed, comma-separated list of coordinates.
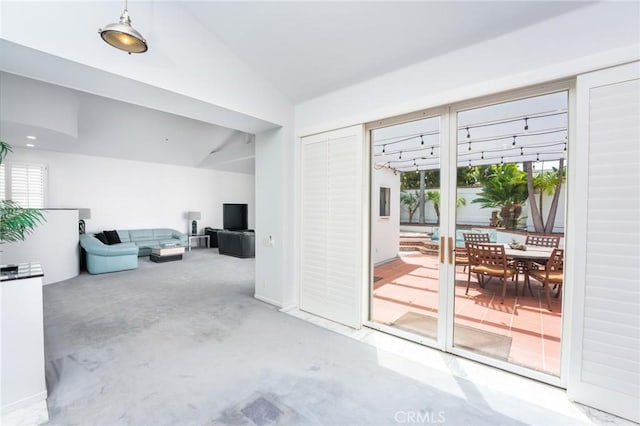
[0, 141, 45, 243]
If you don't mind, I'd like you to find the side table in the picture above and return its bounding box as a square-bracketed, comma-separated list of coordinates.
[188, 235, 210, 251]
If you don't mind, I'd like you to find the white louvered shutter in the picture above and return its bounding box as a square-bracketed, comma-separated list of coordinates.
[0, 164, 5, 200]
[9, 163, 46, 208]
[569, 62, 640, 422]
[300, 126, 364, 328]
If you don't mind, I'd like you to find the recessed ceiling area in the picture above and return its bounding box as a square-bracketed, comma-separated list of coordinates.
[183, 1, 593, 102]
[0, 72, 255, 174]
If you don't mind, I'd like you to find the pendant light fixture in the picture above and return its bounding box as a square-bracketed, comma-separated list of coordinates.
[99, 0, 148, 54]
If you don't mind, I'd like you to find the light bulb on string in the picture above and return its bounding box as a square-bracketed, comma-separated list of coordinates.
[524, 118, 529, 131]
[466, 127, 470, 139]
[430, 146, 434, 156]
[536, 153, 540, 161]
[481, 151, 484, 160]
[399, 151, 402, 160]
[563, 142, 567, 151]
[520, 147, 524, 156]
[420, 135, 424, 145]
[382, 145, 386, 153]
[468, 160, 472, 167]
[512, 135, 517, 146]
[468, 141, 471, 151]
[500, 156, 504, 164]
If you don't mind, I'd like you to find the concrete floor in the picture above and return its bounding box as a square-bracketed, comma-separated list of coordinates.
[42, 250, 628, 425]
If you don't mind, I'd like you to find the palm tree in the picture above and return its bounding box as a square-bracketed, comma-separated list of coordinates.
[525, 160, 565, 233]
[471, 164, 528, 229]
[425, 190, 467, 225]
[0, 141, 45, 243]
[400, 191, 420, 223]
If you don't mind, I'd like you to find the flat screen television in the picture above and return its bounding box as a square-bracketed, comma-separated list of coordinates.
[223, 203, 248, 231]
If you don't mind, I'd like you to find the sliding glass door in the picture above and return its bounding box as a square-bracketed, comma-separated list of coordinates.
[368, 112, 449, 346]
[451, 90, 568, 378]
[367, 83, 570, 383]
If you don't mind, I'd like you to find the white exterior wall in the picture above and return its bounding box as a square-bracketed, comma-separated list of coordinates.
[400, 186, 567, 232]
[372, 167, 400, 265]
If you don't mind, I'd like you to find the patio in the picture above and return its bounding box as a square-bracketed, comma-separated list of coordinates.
[371, 251, 562, 376]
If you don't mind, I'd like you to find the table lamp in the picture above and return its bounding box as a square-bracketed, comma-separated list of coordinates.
[187, 211, 201, 235]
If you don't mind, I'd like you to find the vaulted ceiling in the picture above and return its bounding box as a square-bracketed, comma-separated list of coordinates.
[0, 1, 602, 173]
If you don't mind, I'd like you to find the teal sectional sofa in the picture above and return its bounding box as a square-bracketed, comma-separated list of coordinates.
[80, 228, 187, 274]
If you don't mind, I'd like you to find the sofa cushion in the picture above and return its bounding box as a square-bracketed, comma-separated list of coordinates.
[153, 229, 174, 239]
[116, 230, 131, 243]
[94, 232, 108, 244]
[104, 230, 121, 245]
[129, 229, 154, 241]
[134, 240, 157, 249]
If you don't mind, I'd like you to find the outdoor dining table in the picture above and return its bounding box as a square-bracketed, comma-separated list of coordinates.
[503, 245, 555, 296]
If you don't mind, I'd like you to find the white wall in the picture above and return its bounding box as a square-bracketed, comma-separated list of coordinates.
[8, 148, 254, 235]
[372, 167, 400, 264]
[254, 125, 295, 308]
[2, 210, 78, 285]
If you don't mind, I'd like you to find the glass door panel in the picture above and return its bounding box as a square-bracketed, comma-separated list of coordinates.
[369, 116, 442, 343]
[452, 91, 568, 376]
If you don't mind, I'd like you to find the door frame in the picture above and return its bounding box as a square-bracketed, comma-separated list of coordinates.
[364, 79, 575, 387]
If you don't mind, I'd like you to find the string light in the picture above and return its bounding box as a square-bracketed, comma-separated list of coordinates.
[468, 141, 471, 151]
[382, 145, 386, 153]
[500, 156, 504, 164]
[420, 135, 424, 145]
[524, 118, 529, 131]
[520, 147, 524, 155]
[536, 153, 540, 161]
[466, 128, 470, 139]
[563, 142, 567, 151]
[399, 151, 402, 159]
[512, 135, 517, 146]
[430, 146, 434, 156]
[481, 152, 484, 160]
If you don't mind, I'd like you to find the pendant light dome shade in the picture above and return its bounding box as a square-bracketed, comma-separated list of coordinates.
[99, 4, 147, 54]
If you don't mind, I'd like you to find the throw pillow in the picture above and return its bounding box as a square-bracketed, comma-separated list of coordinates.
[104, 230, 121, 245]
[94, 232, 108, 245]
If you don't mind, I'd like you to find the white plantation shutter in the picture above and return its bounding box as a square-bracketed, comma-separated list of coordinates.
[570, 62, 640, 422]
[1, 163, 47, 208]
[0, 164, 5, 200]
[300, 126, 364, 328]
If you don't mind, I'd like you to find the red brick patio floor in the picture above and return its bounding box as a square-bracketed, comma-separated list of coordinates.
[371, 252, 562, 376]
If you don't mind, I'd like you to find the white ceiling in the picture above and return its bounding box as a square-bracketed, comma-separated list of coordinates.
[0, 1, 596, 172]
[0, 72, 255, 173]
[182, 1, 592, 102]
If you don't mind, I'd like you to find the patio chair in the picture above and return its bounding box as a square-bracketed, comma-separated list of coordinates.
[463, 232, 491, 243]
[456, 233, 491, 272]
[525, 235, 561, 270]
[527, 248, 564, 311]
[525, 235, 561, 248]
[466, 242, 518, 303]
